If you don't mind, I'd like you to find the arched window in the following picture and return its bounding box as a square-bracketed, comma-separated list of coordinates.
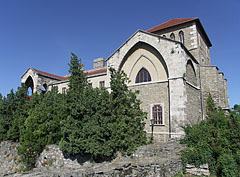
[186, 60, 197, 86]
[135, 68, 151, 83]
[25, 76, 34, 96]
[179, 31, 184, 44]
[42, 83, 47, 94]
[170, 33, 175, 40]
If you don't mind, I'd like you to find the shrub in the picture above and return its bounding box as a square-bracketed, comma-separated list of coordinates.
[181, 94, 240, 176]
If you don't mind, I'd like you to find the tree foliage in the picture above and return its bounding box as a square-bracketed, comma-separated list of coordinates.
[108, 67, 147, 155]
[59, 53, 148, 161]
[18, 88, 65, 169]
[0, 52, 148, 169]
[0, 84, 29, 142]
[181, 94, 240, 176]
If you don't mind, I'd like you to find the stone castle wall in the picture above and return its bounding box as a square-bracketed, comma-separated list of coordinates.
[200, 66, 229, 115]
[186, 83, 202, 124]
[129, 81, 170, 142]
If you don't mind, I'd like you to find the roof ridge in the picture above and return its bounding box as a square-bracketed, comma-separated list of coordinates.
[146, 17, 198, 32]
[35, 69, 68, 80]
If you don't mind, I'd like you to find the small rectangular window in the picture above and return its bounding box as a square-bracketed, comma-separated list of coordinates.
[62, 87, 66, 94]
[99, 81, 105, 88]
[151, 104, 163, 125]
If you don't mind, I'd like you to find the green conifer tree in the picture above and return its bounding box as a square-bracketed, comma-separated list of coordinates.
[59, 53, 88, 156]
[7, 84, 29, 142]
[0, 89, 17, 141]
[109, 67, 148, 155]
[18, 87, 65, 169]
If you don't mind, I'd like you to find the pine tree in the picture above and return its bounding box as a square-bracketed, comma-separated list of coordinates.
[59, 53, 88, 156]
[68, 52, 88, 92]
[7, 84, 29, 142]
[0, 89, 17, 141]
[18, 87, 65, 169]
[109, 67, 148, 155]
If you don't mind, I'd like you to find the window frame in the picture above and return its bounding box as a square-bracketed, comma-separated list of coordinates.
[62, 87, 66, 95]
[170, 33, 175, 40]
[135, 67, 152, 83]
[150, 103, 164, 125]
[99, 81, 105, 88]
[179, 31, 184, 45]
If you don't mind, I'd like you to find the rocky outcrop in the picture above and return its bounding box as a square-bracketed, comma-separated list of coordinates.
[1, 140, 183, 177]
[0, 141, 22, 174]
[0, 140, 209, 177]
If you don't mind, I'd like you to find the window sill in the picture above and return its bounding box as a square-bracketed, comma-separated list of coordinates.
[150, 124, 165, 126]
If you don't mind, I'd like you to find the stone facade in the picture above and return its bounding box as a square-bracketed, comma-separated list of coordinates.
[21, 18, 229, 142]
[129, 81, 169, 142]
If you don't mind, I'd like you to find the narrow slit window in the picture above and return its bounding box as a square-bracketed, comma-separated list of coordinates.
[179, 31, 184, 44]
[170, 33, 175, 40]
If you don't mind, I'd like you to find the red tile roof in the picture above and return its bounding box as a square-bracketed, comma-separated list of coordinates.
[146, 18, 212, 47]
[36, 69, 68, 80]
[146, 18, 197, 32]
[86, 68, 107, 76]
[35, 68, 107, 81]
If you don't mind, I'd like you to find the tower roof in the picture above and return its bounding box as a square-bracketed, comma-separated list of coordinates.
[146, 18, 197, 32]
[146, 18, 212, 47]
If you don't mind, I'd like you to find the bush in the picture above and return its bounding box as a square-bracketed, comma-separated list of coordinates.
[181, 94, 240, 176]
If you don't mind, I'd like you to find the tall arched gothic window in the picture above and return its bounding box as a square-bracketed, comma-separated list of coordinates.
[179, 31, 184, 44]
[135, 68, 151, 83]
[170, 33, 175, 40]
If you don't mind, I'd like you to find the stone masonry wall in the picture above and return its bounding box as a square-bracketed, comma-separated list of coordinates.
[200, 66, 219, 115]
[200, 66, 230, 116]
[152, 21, 197, 52]
[186, 83, 202, 125]
[129, 81, 169, 142]
[217, 73, 226, 108]
[224, 79, 230, 109]
[0, 141, 22, 174]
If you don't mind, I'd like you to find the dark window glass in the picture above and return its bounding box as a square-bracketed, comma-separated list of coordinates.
[170, 33, 175, 40]
[152, 105, 163, 124]
[99, 81, 105, 87]
[62, 87, 66, 94]
[135, 68, 151, 83]
[88, 83, 92, 87]
[179, 31, 184, 44]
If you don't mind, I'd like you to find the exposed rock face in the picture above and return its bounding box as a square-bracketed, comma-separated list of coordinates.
[0, 141, 22, 174]
[0, 140, 209, 177]
[1, 140, 184, 177]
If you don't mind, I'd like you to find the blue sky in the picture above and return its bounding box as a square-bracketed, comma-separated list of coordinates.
[0, 0, 239, 107]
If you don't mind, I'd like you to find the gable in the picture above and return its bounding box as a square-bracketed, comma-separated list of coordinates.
[120, 42, 168, 84]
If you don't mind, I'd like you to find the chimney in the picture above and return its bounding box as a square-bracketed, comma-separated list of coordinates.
[93, 58, 105, 69]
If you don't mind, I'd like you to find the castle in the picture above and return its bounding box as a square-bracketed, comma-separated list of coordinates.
[21, 18, 229, 141]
